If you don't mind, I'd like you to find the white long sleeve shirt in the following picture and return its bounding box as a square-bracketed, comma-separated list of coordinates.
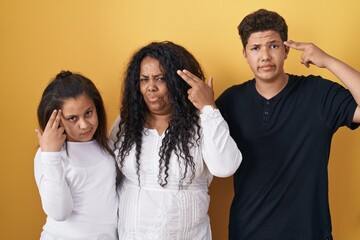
[110, 107, 242, 240]
[34, 140, 118, 240]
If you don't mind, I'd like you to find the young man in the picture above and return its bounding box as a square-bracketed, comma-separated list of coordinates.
[215, 9, 360, 240]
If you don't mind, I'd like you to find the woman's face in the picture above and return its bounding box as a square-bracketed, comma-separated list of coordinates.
[60, 93, 98, 142]
[139, 56, 172, 117]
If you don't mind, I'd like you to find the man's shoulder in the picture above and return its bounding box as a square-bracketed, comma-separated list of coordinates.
[216, 79, 254, 110]
[220, 79, 254, 96]
[288, 74, 334, 91]
[289, 74, 327, 83]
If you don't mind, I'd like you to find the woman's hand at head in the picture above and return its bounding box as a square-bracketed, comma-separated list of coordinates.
[177, 69, 215, 110]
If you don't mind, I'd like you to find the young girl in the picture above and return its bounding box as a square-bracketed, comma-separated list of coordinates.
[34, 71, 118, 239]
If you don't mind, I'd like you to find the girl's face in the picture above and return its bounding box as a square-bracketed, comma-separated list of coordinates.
[60, 93, 98, 142]
[139, 56, 172, 116]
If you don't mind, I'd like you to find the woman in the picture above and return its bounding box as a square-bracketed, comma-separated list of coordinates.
[110, 41, 242, 239]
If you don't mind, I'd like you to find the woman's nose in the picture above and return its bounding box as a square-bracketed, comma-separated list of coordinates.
[147, 80, 158, 92]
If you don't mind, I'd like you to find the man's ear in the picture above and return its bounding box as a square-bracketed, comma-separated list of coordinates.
[284, 45, 290, 59]
[243, 48, 248, 63]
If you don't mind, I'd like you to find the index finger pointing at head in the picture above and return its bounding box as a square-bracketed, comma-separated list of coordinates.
[182, 70, 201, 82]
[44, 109, 58, 130]
[52, 109, 62, 129]
[177, 70, 198, 87]
[284, 40, 304, 51]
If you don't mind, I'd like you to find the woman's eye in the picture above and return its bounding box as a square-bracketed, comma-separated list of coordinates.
[85, 110, 93, 117]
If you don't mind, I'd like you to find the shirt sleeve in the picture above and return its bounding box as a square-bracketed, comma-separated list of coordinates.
[200, 107, 242, 177]
[315, 77, 360, 132]
[34, 148, 73, 221]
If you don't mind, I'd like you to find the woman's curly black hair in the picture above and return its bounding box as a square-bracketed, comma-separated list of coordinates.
[114, 41, 205, 188]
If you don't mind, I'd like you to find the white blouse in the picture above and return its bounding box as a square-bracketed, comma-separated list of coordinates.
[34, 140, 118, 240]
[110, 107, 242, 240]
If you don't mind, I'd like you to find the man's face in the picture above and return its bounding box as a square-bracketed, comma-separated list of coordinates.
[243, 30, 289, 83]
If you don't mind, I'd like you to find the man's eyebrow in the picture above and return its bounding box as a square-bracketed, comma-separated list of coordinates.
[267, 39, 282, 44]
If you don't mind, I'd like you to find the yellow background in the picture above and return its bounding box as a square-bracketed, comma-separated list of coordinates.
[1, 0, 359, 239]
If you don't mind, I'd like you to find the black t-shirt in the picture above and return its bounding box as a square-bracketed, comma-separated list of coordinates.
[216, 74, 359, 240]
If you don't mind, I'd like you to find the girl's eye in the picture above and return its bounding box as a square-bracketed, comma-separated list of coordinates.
[139, 78, 147, 83]
[68, 116, 77, 122]
[157, 77, 165, 82]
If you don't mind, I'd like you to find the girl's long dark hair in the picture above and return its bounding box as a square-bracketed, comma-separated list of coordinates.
[114, 41, 204, 187]
[37, 71, 113, 156]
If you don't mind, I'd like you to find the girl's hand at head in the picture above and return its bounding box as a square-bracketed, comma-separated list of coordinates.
[35, 109, 66, 152]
